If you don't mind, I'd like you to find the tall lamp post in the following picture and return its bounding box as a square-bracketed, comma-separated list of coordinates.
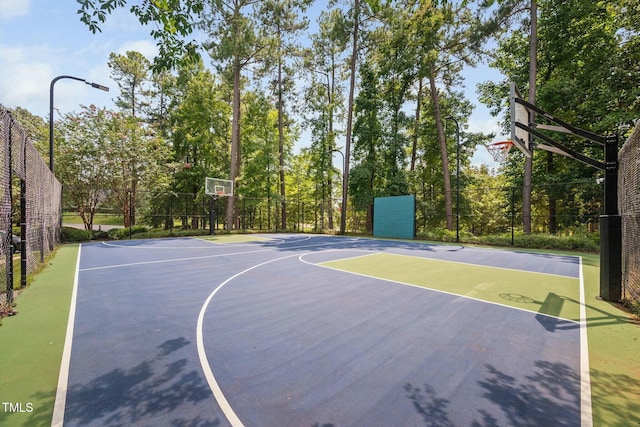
[446, 116, 460, 243]
[332, 148, 346, 234]
[329, 148, 347, 234]
[49, 75, 109, 173]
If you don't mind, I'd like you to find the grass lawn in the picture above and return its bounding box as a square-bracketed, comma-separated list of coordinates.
[62, 212, 123, 227]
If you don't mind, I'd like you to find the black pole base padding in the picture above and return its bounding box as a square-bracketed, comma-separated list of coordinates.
[599, 214, 622, 302]
[209, 196, 216, 236]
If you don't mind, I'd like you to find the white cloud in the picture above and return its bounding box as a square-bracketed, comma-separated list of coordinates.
[0, 42, 117, 118]
[116, 39, 159, 61]
[0, 0, 29, 20]
[0, 44, 53, 116]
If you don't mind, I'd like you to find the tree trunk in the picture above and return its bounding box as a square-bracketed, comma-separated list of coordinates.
[227, 57, 241, 230]
[366, 202, 373, 233]
[429, 73, 453, 231]
[278, 53, 287, 230]
[523, 0, 537, 234]
[340, 0, 359, 235]
[327, 71, 334, 230]
[411, 78, 423, 172]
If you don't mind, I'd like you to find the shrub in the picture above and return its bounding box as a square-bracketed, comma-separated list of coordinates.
[61, 227, 92, 242]
[91, 229, 110, 240]
[417, 230, 599, 253]
[108, 226, 149, 240]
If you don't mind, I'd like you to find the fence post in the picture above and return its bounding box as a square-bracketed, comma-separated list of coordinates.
[6, 117, 14, 305]
[511, 186, 515, 246]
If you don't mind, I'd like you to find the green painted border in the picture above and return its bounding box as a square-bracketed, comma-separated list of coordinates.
[580, 253, 640, 426]
[0, 244, 79, 426]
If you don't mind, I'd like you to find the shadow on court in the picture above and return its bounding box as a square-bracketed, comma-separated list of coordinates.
[590, 369, 640, 426]
[63, 337, 220, 427]
[499, 292, 638, 332]
[405, 361, 580, 427]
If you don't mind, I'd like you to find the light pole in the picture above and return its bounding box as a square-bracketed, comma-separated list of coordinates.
[49, 75, 109, 173]
[332, 148, 346, 234]
[446, 116, 460, 243]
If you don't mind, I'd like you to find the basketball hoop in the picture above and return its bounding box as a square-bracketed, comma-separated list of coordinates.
[205, 177, 233, 198]
[486, 140, 514, 163]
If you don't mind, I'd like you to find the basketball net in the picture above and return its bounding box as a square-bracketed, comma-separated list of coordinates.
[486, 141, 514, 163]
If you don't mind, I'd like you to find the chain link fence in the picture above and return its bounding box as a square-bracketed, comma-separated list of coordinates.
[1, 107, 61, 311]
[619, 126, 640, 304]
[66, 178, 604, 239]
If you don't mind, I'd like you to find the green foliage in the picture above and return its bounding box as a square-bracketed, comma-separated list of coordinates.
[77, 0, 204, 70]
[625, 299, 640, 319]
[108, 226, 150, 240]
[65, 0, 630, 245]
[108, 51, 153, 117]
[417, 229, 599, 252]
[60, 227, 92, 243]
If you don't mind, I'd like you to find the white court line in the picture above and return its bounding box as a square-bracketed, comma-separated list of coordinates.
[194, 236, 277, 246]
[51, 244, 82, 427]
[81, 240, 343, 272]
[370, 251, 580, 279]
[100, 234, 311, 249]
[101, 239, 269, 249]
[579, 257, 593, 426]
[196, 253, 305, 427]
[298, 252, 581, 324]
[301, 250, 591, 423]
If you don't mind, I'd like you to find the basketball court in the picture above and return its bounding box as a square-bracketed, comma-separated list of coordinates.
[52, 234, 590, 426]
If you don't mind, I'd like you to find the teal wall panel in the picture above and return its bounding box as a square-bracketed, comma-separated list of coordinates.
[373, 195, 415, 239]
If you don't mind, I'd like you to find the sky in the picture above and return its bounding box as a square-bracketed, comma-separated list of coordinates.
[0, 0, 505, 168]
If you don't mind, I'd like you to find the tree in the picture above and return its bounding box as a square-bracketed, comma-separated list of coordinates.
[340, 0, 362, 235]
[169, 61, 231, 228]
[350, 61, 383, 231]
[198, 0, 269, 229]
[103, 112, 173, 228]
[478, 0, 538, 233]
[466, 165, 511, 235]
[239, 92, 279, 207]
[303, 8, 348, 230]
[4, 106, 48, 158]
[286, 148, 316, 231]
[56, 105, 112, 230]
[362, 0, 483, 231]
[479, 0, 635, 234]
[77, 0, 205, 70]
[257, 0, 311, 229]
[56, 105, 173, 229]
[108, 51, 153, 118]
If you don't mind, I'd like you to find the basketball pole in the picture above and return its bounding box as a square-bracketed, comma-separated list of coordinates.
[599, 134, 622, 301]
[209, 196, 216, 236]
[510, 85, 622, 302]
[446, 116, 460, 242]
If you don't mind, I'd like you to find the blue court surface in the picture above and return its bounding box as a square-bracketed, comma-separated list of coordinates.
[54, 234, 588, 426]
